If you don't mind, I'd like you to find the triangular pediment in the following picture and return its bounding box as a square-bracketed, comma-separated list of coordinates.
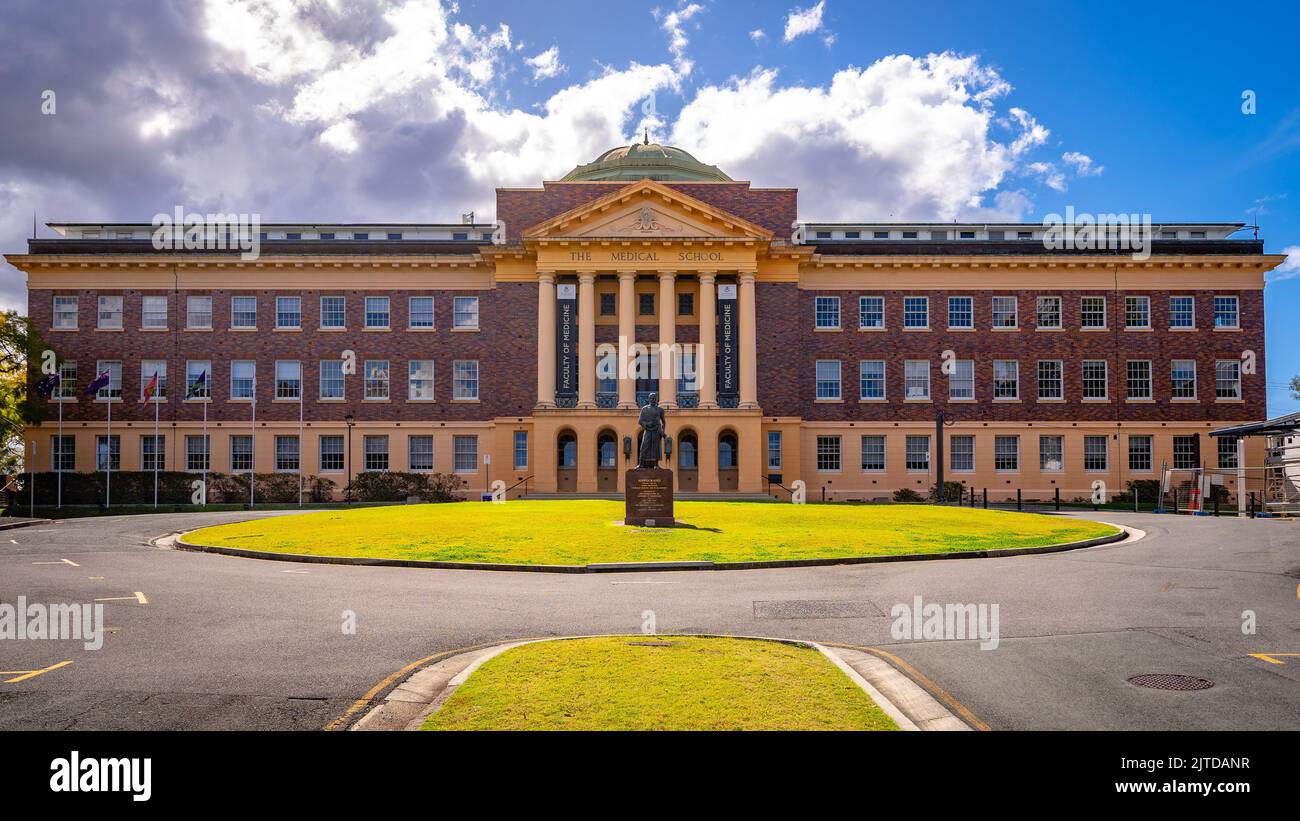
[522, 179, 773, 241]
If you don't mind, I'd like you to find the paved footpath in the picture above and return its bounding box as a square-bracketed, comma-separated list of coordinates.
[0, 509, 1296, 730]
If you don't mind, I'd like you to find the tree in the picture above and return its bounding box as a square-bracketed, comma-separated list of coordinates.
[1292, 374, 1300, 401]
[0, 312, 47, 478]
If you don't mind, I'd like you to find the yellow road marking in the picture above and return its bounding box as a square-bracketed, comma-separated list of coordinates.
[3, 660, 73, 684]
[1248, 653, 1300, 666]
[94, 592, 148, 604]
[824, 642, 992, 731]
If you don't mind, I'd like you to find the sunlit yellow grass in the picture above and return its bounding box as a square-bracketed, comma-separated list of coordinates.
[185, 500, 1117, 565]
[422, 636, 898, 731]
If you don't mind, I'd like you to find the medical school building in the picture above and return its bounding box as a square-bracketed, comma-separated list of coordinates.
[8, 143, 1286, 501]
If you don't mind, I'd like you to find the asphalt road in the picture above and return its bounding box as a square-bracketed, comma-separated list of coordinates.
[0, 508, 1297, 730]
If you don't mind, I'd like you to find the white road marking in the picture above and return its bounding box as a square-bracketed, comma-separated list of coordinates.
[94, 591, 148, 605]
[31, 558, 80, 567]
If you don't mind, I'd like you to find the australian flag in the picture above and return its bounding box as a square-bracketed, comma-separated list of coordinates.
[84, 368, 112, 396]
[33, 373, 61, 398]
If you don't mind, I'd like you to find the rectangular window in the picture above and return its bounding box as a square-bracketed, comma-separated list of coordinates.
[1082, 360, 1108, 400]
[1125, 296, 1151, 329]
[231, 296, 257, 328]
[1039, 435, 1064, 472]
[861, 435, 886, 471]
[319, 435, 344, 472]
[140, 360, 168, 401]
[185, 435, 209, 471]
[678, 292, 694, 316]
[1084, 436, 1108, 472]
[599, 292, 616, 316]
[453, 296, 479, 329]
[1213, 296, 1239, 328]
[230, 360, 255, 399]
[364, 296, 390, 329]
[320, 296, 346, 328]
[319, 360, 345, 399]
[230, 435, 254, 472]
[1170, 296, 1195, 329]
[994, 435, 1019, 471]
[597, 351, 617, 394]
[1081, 296, 1107, 328]
[97, 295, 123, 329]
[453, 360, 479, 400]
[94, 360, 122, 399]
[815, 360, 841, 400]
[903, 296, 929, 329]
[140, 296, 168, 329]
[1036, 296, 1062, 329]
[1037, 360, 1063, 400]
[187, 296, 212, 329]
[675, 349, 697, 394]
[1173, 435, 1199, 470]
[1129, 435, 1153, 472]
[1218, 436, 1239, 470]
[993, 360, 1019, 400]
[275, 296, 301, 329]
[275, 435, 300, 472]
[408, 436, 434, 472]
[364, 360, 390, 400]
[947, 296, 973, 329]
[950, 360, 975, 400]
[638, 292, 655, 316]
[1126, 360, 1152, 400]
[408, 360, 435, 401]
[1171, 360, 1197, 399]
[364, 435, 389, 471]
[816, 435, 841, 471]
[905, 360, 930, 400]
[53, 296, 78, 329]
[513, 431, 529, 469]
[766, 431, 781, 470]
[905, 435, 930, 471]
[409, 296, 435, 328]
[1215, 360, 1241, 399]
[814, 296, 840, 329]
[55, 360, 77, 399]
[453, 435, 478, 472]
[96, 435, 120, 471]
[858, 360, 885, 400]
[950, 435, 974, 472]
[992, 296, 1017, 328]
[858, 296, 884, 329]
[51, 435, 76, 472]
[275, 360, 302, 399]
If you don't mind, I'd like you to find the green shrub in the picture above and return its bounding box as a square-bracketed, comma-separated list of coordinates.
[892, 487, 925, 503]
[930, 481, 965, 502]
[344, 471, 466, 503]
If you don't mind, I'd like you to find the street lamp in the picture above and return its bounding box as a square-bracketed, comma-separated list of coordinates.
[344, 412, 355, 504]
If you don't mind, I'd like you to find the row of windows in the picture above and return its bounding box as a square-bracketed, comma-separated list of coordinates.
[812, 294, 1241, 331]
[597, 291, 697, 317]
[52, 295, 480, 332]
[800, 433, 1236, 473]
[813, 359, 1243, 402]
[50, 359, 480, 402]
[47, 432, 520, 473]
[77, 229, 493, 242]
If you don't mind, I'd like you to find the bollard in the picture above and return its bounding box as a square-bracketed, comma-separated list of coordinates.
[1016, 488, 1022, 511]
[1250, 492, 1256, 517]
[970, 486, 975, 507]
[1214, 494, 1220, 517]
[1054, 487, 1060, 512]
[982, 488, 988, 509]
[1134, 486, 1139, 514]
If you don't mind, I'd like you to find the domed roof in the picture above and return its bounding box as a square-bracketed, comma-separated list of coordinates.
[562, 133, 732, 182]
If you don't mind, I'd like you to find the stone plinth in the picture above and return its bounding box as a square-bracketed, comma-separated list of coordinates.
[625, 467, 675, 527]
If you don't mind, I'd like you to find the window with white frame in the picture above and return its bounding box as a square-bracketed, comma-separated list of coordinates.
[1124, 296, 1150, 329]
[275, 360, 302, 399]
[992, 296, 1017, 328]
[275, 296, 301, 329]
[230, 360, 255, 399]
[1218, 436, 1238, 470]
[1173, 435, 1198, 469]
[140, 435, 165, 471]
[814, 296, 840, 329]
[861, 435, 886, 471]
[319, 360, 345, 399]
[1169, 296, 1195, 329]
[766, 431, 781, 470]
[275, 435, 300, 472]
[97, 295, 123, 329]
[950, 435, 974, 472]
[1171, 360, 1197, 399]
[408, 360, 434, 400]
[140, 360, 167, 400]
[950, 360, 975, 400]
[947, 296, 973, 329]
[513, 431, 528, 469]
[230, 435, 254, 472]
[453, 296, 479, 329]
[453, 360, 479, 400]
[1082, 360, 1108, 400]
[993, 360, 1019, 399]
[320, 296, 346, 328]
[815, 360, 841, 400]
[51, 435, 76, 472]
[187, 296, 212, 328]
[361, 360, 389, 400]
[1036, 296, 1062, 329]
[408, 435, 434, 471]
[903, 296, 929, 328]
[364, 296, 390, 329]
[409, 296, 434, 328]
[1213, 296, 1239, 328]
[815, 435, 841, 471]
[905, 435, 930, 471]
[231, 296, 257, 328]
[56, 360, 77, 398]
[1084, 435, 1108, 472]
[185, 435, 209, 471]
[994, 435, 1019, 471]
[94, 360, 122, 399]
[363, 435, 389, 471]
[142, 294, 168, 328]
[1126, 360, 1152, 399]
[53, 296, 78, 329]
[1038, 360, 1063, 400]
[318, 435, 344, 472]
[96, 435, 120, 471]
[1215, 360, 1241, 399]
[453, 435, 478, 472]
[1128, 435, 1152, 472]
[905, 360, 930, 400]
[1039, 435, 1064, 472]
[676, 348, 698, 394]
[859, 296, 884, 329]
[859, 360, 885, 400]
[1080, 296, 1107, 328]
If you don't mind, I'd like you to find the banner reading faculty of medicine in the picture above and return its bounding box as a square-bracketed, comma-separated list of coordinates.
[556, 284, 578, 403]
[717, 283, 739, 404]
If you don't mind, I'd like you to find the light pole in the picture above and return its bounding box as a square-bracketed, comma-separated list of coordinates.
[344, 412, 355, 504]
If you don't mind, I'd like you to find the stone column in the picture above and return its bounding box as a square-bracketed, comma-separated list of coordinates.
[739, 271, 758, 409]
[577, 272, 596, 409]
[617, 271, 637, 409]
[536, 271, 556, 408]
[697, 271, 718, 409]
[657, 270, 677, 408]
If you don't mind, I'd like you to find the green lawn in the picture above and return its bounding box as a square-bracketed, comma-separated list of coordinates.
[183, 500, 1118, 565]
[422, 636, 898, 731]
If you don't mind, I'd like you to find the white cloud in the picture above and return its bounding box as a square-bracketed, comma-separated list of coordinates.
[1062, 150, 1103, 176]
[139, 112, 178, 139]
[749, 28, 766, 42]
[1269, 245, 1300, 282]
[525, 45, 564, 80]
[659, 3, 705, 73]
[319, 119, 360, 153]
[1027, 161, 1066, 192]
[783, 1, 826, 42]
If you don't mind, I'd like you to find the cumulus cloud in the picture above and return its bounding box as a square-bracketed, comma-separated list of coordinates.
[749, 29, 766, 42]
[657, 3, 705, 73]
[1062, 150, 1103, 176]
[524, 46, 564, 81]
[783, 1, 826, 42]
[1269, 246, 1300, 282]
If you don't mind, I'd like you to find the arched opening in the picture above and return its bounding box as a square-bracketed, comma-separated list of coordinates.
[556, 430, 577, 492]
[677, 429, 698, 491]
[718, 430, 739, 491]
[597, 429, 618, 492]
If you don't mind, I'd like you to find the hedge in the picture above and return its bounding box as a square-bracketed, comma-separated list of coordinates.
[22, 471, 336, 506]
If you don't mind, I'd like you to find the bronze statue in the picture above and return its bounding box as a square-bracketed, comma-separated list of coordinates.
[637, 393, 667, 467]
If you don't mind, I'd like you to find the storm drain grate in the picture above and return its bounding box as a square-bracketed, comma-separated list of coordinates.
[1127, 674, 1215, 691]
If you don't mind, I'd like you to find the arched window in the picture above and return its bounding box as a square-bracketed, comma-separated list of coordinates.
[598, 432, 617, 468]
[558, 432, 577, 468]
[679, 432, 698, 469]
[719, 432, 738, 469]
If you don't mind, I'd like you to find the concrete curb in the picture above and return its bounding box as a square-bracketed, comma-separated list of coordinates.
[0, 518, 56, 531]
[346, 634, 971, 732]
[170, 526, 1130, 574]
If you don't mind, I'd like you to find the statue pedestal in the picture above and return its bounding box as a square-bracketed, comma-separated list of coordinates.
[625, 467, 675, 527]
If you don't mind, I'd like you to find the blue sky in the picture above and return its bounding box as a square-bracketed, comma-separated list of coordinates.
[1, 0, 1297, 412]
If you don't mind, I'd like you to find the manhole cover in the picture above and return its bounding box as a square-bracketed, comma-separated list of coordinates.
[1127, 674, 1214, 691]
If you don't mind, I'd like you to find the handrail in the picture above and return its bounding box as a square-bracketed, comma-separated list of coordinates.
[761, 475, 794, 498]
[505, 474, 534, 495]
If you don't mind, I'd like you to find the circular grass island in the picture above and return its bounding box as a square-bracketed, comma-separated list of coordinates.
[183, 500, 1120, 567]
[422, 636, 899, 731]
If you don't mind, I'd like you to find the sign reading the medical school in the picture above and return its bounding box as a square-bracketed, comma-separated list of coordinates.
[536, 245, 755, 271]
[556, 283, 577, 401]
[717, 283, 738, 403]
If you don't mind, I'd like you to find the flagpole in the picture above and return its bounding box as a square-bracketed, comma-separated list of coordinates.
[57, 392, 63, 508]
[153, 386, 160, 508]
[105, 396, 112, 509]
[249, 374, 256, 508]
[298, 382, 304, 506]
[202, 382, 208, 506]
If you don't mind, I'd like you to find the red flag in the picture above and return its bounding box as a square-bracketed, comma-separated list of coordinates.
[141, 371, 159, 404]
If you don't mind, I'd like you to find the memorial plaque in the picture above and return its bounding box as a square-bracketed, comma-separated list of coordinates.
[625, 467, 675, 527]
